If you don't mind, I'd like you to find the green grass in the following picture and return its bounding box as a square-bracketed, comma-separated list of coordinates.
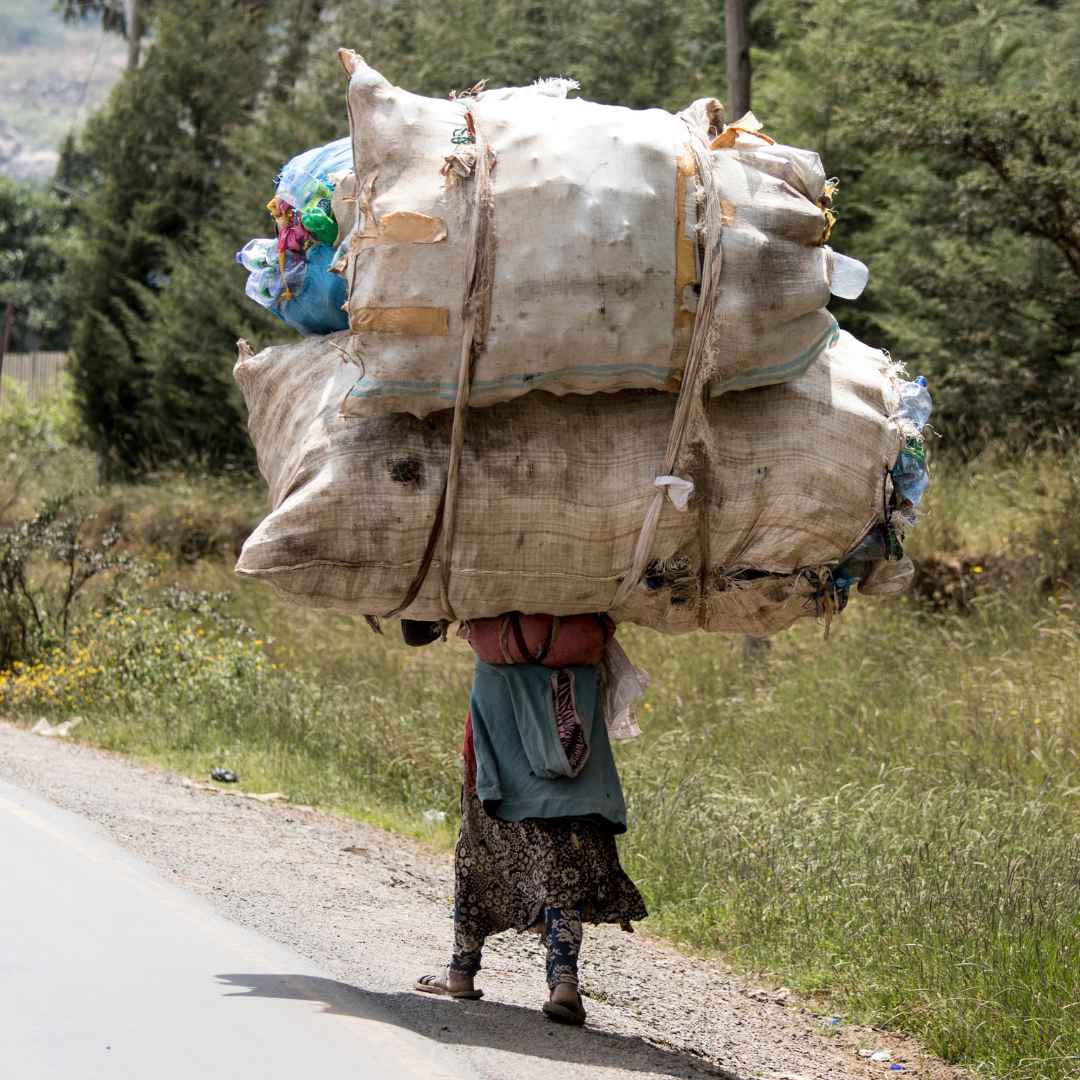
[5, 439, 1080, 1078]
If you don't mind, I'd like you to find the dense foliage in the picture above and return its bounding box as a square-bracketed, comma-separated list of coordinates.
[0, 177, 72, 351]
[57, 0, 322, 470]
[756, 0, 1080, 443]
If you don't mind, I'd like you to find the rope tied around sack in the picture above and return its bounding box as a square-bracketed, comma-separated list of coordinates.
[384, 101, 495, 621]
[817, 178, 839, 246]
[608, 129, 725, 614]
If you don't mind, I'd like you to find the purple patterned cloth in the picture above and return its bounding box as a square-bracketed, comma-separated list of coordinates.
[551, 669, 589, 774]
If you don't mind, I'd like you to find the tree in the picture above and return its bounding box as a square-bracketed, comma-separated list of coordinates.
[0, 178, 72, 358]
[57, 0, 146, 67]
[60, 0, 293, 470]
[752, 0, 1080, 441]
[331, 0, 728, 111]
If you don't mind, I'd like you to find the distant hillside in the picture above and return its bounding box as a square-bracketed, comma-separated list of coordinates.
[0, 0, 126, 179]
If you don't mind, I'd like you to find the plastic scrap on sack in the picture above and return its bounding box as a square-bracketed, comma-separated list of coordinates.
[237, 137, 354, 336]
[828, 250, 869, 299]
[601, 638, 650, 740]
[892, 375, 932, 521]
[654, 476, 695, 511]
[808, 372, 931, 612]
[818, 522, 913, 606]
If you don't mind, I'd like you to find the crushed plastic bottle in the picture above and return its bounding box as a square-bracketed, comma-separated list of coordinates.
[891, 376, 932, 517]
[236, 238, 280, 310]
[842, 526, 888, 565]
[831, 564, 858, 592]
[236, 237, 275, 274]
[893, 439, 930, 509]
[897, 375, 932, 431]
[274, 137, 353, 219]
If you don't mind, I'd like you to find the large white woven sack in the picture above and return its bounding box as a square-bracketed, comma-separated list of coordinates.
[234, 329, 904, 637]
[336, 52, 840, 419]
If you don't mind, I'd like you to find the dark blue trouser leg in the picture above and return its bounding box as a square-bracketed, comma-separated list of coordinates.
[449, 898, 484, 977]
[544, 903, 584, 989]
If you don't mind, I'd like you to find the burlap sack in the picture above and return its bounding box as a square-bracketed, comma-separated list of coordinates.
[336, 52, 839, 419]
[234, 329, 904, 637]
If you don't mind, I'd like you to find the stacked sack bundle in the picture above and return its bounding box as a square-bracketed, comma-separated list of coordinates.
[233, 50, 931, 638]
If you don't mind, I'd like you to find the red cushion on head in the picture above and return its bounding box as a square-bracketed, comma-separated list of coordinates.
[468, 612, 615, 667]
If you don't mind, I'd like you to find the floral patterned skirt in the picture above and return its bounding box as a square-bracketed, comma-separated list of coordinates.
[453, 786, 647, 952]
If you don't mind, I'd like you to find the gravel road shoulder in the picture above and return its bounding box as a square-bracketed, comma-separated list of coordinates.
[0, 721, 964, 1080]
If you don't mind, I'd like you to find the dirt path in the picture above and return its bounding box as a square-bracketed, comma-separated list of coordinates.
[0, 721, 961, 1080]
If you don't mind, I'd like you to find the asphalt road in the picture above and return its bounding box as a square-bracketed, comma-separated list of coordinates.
[0, 777, 470, 1080]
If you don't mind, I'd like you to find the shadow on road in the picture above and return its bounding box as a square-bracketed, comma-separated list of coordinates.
[216, 973, 738, 1079]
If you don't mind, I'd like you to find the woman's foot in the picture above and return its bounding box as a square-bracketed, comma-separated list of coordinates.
[412, 967, 484, 999]
[542, 982, 587, 1026]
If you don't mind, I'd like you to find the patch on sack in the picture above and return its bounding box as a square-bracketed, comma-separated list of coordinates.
[352, 307, 449, 335]
[358, 210, 448, 249]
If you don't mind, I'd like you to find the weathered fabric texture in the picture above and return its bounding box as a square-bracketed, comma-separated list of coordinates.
[470, 660, 625, 829]
[234, 329, 903, 636]
[337, 53, 838, 418]
[451, 786, 647, 972]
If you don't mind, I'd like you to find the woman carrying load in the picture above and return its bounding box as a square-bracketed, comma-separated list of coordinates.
[407, 613, 648, 1026]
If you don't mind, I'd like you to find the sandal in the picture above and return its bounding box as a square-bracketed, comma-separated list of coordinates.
[413, 968, 484, 999]
[542, 988, 587, 1026]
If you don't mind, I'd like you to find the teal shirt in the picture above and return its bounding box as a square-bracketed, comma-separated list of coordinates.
[470, 658, 627, 833]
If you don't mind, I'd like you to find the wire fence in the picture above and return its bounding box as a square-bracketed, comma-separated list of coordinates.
[0, 352, 69, 404]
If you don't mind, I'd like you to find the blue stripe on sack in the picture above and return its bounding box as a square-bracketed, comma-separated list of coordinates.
[709, 320, 839, 396]
[345, 318, 840, 403]
[346, 362, 675, 401]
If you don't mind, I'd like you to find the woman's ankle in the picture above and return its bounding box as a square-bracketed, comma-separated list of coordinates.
[446, 967, 475, 992]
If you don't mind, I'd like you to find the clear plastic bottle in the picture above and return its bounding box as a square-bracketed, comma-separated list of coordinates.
[893, 439, 930, 509]
[897, 376, 932, 430]
[235, 238, 275, 273]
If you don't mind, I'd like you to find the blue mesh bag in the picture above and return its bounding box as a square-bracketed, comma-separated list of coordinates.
[267, 242, 349, 337]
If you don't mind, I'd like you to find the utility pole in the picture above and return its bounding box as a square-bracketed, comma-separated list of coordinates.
[725, 0, 751, 120]
[127, 0, 143, 69]
[0, 300, 12, 365]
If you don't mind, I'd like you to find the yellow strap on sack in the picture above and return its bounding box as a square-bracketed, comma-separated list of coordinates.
[818, 179, 839, 246]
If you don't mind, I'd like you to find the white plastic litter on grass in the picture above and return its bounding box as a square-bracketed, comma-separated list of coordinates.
[31, 717, 81, 738]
